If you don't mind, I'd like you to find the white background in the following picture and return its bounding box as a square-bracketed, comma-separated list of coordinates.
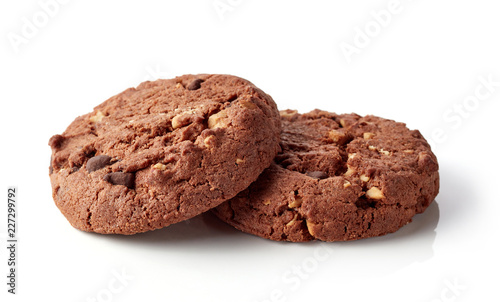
[1, 1, 499, 301]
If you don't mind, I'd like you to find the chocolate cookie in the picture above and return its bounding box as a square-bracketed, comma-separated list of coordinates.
[49, 74, 281, 234]
[213, 110, 439, 242]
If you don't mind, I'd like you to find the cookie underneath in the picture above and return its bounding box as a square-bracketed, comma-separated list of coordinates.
[213, 110, 439, 242]
[49, 74, 281, 234]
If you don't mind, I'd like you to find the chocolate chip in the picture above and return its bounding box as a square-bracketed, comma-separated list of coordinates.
[187, 79, 204, 90]
[306, 171, 329, 179]
[355, 196, 377, 209]
[86, 155, 113, 172]
[103, 172, 134, 189]
[48, 134, 65, 149]
[49, 156, 53, 174]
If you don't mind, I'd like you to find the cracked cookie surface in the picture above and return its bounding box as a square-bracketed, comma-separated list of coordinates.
[213, 109, 439, 242]
[49, 74, 281, 234]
